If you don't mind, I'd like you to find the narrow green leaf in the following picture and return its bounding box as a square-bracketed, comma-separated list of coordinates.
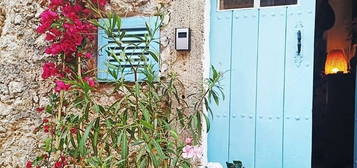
[145, 22, 153, 39]
[203, 113, 211, 132]
[169, 130, 179, 139]
[139, 157, 148, 168]
[43, 138, 52, 152]
[140, 120, 154, 130]
[148, 50, 159, 63]
[145, 144, 159, 167]
[92, 118, 100, 156]
[121, 131, 129, 166]
[151, 139, 166, 159]
[140, 104, 151, 122]
[79, 119, 95, 156]
[211, 90, 219, 105]
[70, 132, 77, 148]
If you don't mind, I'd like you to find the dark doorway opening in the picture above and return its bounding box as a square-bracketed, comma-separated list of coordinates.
[312, 0, 357, 168]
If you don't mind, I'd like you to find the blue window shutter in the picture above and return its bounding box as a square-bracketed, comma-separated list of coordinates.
[97, 18, 109, 81]
[97, 16, 160, 82]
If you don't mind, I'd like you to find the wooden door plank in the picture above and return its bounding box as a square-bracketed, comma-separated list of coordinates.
[283, 3, 315, 168]
[208, 0, 233, 164]
[255, 7, 287, 168]
[229, 9, 259, 168]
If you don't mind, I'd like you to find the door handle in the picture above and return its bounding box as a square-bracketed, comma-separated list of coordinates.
[297, 30, 302, 55]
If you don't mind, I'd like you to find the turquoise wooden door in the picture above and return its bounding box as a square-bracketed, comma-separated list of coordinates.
[208, 0, 316, 168]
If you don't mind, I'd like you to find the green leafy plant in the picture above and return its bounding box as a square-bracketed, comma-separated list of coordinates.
[30, 2, 224, 167]
[226, 161, 245, 168]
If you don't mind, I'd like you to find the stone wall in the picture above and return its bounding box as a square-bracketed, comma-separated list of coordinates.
[0, 0, 207, 167]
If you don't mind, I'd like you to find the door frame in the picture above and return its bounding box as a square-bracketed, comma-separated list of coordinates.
[215, 0, 301, 11]
[204, 0, 316, 166]
[202, 0, 212, 164]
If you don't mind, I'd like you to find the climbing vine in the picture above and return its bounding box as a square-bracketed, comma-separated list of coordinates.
[28, 0, 223, 167]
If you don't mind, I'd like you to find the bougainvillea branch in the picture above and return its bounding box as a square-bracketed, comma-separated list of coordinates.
[29, 0, 108, 167]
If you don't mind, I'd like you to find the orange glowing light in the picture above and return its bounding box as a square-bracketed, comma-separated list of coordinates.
[324, 49, 349, 75]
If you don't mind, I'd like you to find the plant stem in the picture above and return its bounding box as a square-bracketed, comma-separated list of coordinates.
[77, 56, 82, 78]
[58, 91, 63, 120]
[55, 55, 66, 149]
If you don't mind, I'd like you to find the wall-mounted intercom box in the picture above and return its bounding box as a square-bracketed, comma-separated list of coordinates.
[175, 28, 191, 51]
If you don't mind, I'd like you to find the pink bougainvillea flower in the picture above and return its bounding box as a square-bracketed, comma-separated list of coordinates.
[39, 10, 58, 24]
[40, 7, 97, 56]
[53, 156, 67, 168]
[73, 4, 84, 13]
[45, 23, 89, 56]
[70, 128, 77, 134]
[37, 10, 59, 33]
[92, 0, 108, 8]
[49, 0, 64, 10]
[42, 62, 59, 79]
[82, 8, 91, 15]
[60, 156, 66, 162]
[185, 137, 193, 145]
[45, 33, 56, 41]
[84, 77, 95, 87]
[62, 4, 80, 21]
[45, 28, 63, 41]
[35, 107, 45, 113]
[45, 43, 63, 55]
[26, 161, 32, 168]
[55, 80, 71, 92]
[50, 28, 62, 37]
[54, 161, 63, 168]
[43, 118, 49, 123]
[36, 22, 51, 34]
[36, 1, 98, 57]
[77, 53, 92, 59]
[43, 125, 50, 133]
[84, 53, 92, 59]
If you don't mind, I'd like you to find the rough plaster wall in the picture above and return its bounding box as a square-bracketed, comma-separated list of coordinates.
[0, 0, 51, 167]
[0, 0, 207, 167]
